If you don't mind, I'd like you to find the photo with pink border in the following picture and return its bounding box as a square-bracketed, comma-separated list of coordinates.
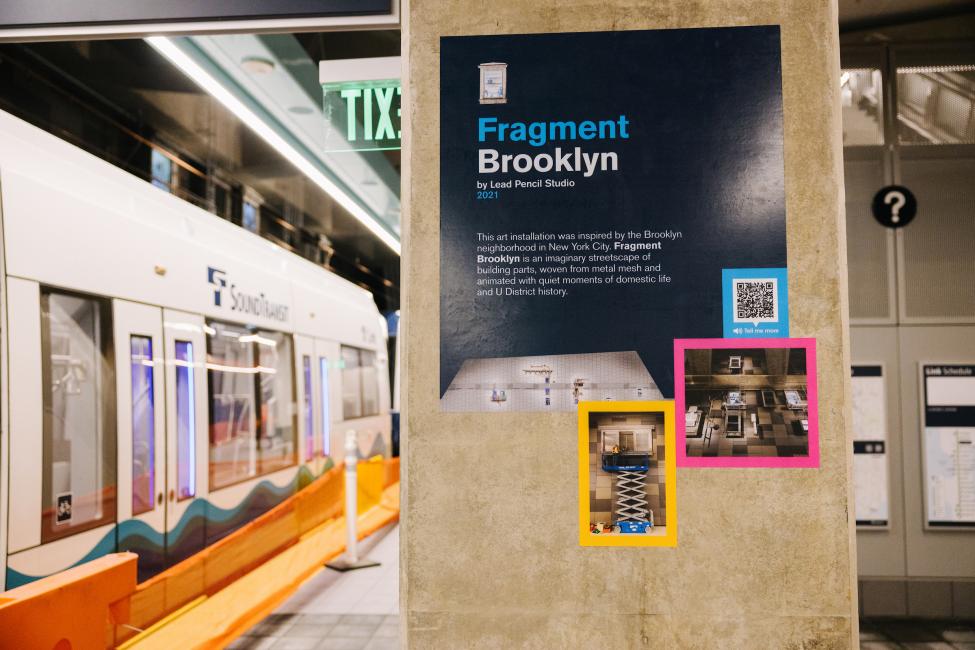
[674, 337, 819, 468]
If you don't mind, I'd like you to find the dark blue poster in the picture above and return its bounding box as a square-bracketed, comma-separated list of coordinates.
[440, 27, 788, 412]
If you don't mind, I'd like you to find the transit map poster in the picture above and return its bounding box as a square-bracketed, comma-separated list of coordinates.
[852, 365, 889, 527]
[440, 27, 788, 412]
[923, 364, 975, 528]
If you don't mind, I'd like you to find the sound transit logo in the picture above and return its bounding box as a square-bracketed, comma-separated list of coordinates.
[206, 266, 288, 322]
[207, 266, 227, 306]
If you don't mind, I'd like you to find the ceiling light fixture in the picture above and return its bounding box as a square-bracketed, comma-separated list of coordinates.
[146, 36, 400, 255]
[240, 56, 276, 74]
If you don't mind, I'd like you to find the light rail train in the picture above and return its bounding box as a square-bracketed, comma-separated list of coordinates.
[0, 109, 391, 588]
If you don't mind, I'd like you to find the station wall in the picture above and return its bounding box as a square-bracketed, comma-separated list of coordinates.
[841, 33, 975, 618]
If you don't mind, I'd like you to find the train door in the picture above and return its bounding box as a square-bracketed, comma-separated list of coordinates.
[161, 309, 208, 566]
[315, 339, 339, 459]
[5, 281, 117, 589]
[294, 335, 319, 474]
[113, 300, 166, 581]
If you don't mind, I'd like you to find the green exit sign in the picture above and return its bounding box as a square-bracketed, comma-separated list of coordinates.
[322, 79, 401, 152]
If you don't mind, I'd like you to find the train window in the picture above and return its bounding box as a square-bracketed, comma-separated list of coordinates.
[320, 357, 331, 456]
[208, 321, 256, 488]
[360, 350, 379, 416]
[302, 355, 314, 459]
[341, 346, 362, 419]
[207, 321, 296, 490]
[256, 330, 297, 473]
[130, 336, 155, 515]
[340, 346, 381, 420]
[40, 290, 116, 543]
[175, 341, 196, 500]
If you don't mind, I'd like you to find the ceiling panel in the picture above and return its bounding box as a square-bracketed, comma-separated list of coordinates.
[840, 0, 975, 29]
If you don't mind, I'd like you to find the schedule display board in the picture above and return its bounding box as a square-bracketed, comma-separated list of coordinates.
[439, 27, 788, 411]
[923, 364, 975, 528]
[851, 365, 889, 527]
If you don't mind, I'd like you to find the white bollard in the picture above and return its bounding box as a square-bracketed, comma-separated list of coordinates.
[344, 429, 360, 563]
[326, 430, 380, 572]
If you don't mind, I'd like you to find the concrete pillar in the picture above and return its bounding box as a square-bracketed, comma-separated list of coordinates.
[401, 1, 857, 647]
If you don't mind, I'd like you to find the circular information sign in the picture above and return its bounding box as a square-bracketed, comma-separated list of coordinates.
[872, 185, 917, 228]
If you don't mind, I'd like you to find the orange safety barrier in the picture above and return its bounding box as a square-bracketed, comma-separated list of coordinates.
[0, 553, 137, 650]
[384, 457, 400, 488]
[357, 455, 385, 513]
[117, 458, 398, 647]
[118, 466, 343, 646]
[130, 483, 401, 650]
[0, 458, 399, 649]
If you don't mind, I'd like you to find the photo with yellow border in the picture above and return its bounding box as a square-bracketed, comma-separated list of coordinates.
[578, 400, 677, 547]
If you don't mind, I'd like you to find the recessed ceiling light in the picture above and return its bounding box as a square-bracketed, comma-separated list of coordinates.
[240, 56, 275, 75]
[289, 105, 314, 115]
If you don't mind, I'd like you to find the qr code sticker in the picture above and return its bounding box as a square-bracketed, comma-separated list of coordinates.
[733, 278, 778, 324]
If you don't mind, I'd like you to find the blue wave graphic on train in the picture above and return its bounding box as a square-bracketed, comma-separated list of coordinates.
[6, 464, 329, 588]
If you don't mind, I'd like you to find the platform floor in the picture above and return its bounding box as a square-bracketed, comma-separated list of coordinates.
[860, 618, 975, 649]
[229, 524, 399, 649]
[228, 523, 974, 649]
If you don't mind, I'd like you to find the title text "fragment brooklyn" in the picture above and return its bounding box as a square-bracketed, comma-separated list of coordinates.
[476, 116, 630, 178]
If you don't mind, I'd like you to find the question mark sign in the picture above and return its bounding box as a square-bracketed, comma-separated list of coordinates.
[884, 190, 906, 224]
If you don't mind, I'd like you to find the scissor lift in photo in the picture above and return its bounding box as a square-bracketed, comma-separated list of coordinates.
[599, 427, 655, 533]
